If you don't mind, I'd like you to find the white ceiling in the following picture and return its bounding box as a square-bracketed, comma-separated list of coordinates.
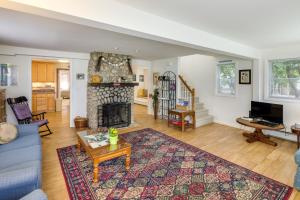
[116, 0, 300, 49]
[0, 8, 201, 60]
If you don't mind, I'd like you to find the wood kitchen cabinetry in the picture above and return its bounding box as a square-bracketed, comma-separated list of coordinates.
[32, 61, 55, 82]
[32, 92, 55, 112]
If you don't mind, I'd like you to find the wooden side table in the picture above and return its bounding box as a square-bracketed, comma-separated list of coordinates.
[168, 109, 196, 132]
[291, 125, 300, 149]
[236, 118, 284, 146]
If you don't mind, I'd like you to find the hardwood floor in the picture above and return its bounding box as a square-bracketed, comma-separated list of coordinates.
[42, 104, 300, 199]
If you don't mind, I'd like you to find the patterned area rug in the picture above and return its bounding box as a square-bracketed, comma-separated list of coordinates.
[57, 128, 293, 200]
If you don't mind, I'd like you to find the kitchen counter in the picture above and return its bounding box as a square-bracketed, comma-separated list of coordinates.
[32, 88, 55, 94]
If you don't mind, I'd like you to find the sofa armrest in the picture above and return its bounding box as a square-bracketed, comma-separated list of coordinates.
[295, 149, 300, 165]
[0, 167, 40, 200]
[17, 124, 39, 137]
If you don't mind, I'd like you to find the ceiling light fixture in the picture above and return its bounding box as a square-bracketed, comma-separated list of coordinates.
[58, 59, 69, 63]
[114, 47, 119, 50]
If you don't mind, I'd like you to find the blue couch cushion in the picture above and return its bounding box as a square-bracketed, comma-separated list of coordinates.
[0, 161, 41, 200]
[20, 189, 47, 200]
[296, 149, 300, 165]
[0, 145, 41, 169]
[0, 134, 40, 153]
[16, 124, 39, 137]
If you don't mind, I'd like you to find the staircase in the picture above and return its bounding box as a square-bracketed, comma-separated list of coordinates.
[178, 75, 213, 127]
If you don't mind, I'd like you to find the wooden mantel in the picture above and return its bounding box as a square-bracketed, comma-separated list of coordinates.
[88, 82, 139, 87]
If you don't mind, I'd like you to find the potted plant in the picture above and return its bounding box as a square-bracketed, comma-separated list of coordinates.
[108, 127, 118, 145]
[152, 88, 159, 120]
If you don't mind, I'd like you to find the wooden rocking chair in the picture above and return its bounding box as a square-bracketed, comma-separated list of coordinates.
[7, 96, 53, 136]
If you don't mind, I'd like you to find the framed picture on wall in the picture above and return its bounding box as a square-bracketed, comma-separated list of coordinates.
[153, 72, 159, 86]
[139, 75, 144, 82]
[0, 64, 18, 86]
[239, 69, 251, 84]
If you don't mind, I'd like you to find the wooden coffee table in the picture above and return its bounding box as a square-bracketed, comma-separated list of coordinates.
[77, 130, 131, 182]
[236, 118, 284, 146]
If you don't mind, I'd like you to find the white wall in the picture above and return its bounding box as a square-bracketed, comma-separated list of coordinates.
[0, 54, 32, 123]
[0, 45, 89, 127]
[259, 45, 300, 141]
[179, 54, 253, 127]
[69, 59, 88, 127]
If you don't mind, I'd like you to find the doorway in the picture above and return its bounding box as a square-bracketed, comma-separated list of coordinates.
[31, 59, 71, 127]
[57, 68, 70, 112]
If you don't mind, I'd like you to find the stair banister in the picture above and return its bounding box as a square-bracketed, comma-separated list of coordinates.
[178, 75, 195, 111]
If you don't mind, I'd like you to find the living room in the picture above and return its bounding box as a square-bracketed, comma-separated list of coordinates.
[1, 0, 300, 200]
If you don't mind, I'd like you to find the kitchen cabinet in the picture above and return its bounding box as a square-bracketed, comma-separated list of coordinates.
[47, 93, 55, 112]
[46, 63, 55, 82]
[37, 62, 47, 82]
[32, 61, 55, 82]
[32, 62, 38, 82]
[32, 92, 55, 112]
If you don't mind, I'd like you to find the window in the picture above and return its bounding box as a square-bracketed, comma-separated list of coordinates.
[270, 59, 300, 99]
[216, 62, 236, 95]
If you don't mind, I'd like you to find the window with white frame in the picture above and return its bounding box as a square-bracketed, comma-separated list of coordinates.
[270, 58, 300, 99]
[216, 62, 236, 95]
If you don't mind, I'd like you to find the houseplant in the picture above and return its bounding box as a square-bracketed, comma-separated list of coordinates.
[152, 88, 159, 120]
[108, 127, 118, 145]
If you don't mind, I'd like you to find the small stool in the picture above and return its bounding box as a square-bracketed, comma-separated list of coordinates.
[291, 125, 300, 149]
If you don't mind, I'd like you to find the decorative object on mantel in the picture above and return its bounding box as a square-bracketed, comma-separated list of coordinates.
[96, 56, 102, 72]
[89, 52, 133, 83]
[91, 74, 102, 83]
[239, 69, 251, 84]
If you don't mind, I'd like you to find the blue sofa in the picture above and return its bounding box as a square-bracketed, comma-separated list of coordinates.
[295, 149, 300, 190]
[20, 189, 47, 200]
[0, 124, 44, 200]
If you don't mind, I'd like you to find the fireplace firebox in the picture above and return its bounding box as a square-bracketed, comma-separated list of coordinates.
[100, 103, 131, 128]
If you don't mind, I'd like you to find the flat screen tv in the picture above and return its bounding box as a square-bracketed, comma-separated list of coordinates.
[250, 101, 283, 124]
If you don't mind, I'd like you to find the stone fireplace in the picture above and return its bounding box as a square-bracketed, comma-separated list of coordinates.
[87, 52, 138, 129]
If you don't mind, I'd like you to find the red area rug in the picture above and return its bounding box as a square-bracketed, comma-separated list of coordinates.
[57, 128, 293, 200]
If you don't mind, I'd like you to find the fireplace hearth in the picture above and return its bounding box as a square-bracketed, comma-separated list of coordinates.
[100, 103, 131, 128]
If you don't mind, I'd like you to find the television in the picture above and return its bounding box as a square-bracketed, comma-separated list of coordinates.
[250, 101, 283, 124]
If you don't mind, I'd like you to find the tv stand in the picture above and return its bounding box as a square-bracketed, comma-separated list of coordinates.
[236, 118, 284, 146]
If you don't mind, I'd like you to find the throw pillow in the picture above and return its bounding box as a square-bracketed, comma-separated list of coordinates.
[0, 123, 18, 144]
